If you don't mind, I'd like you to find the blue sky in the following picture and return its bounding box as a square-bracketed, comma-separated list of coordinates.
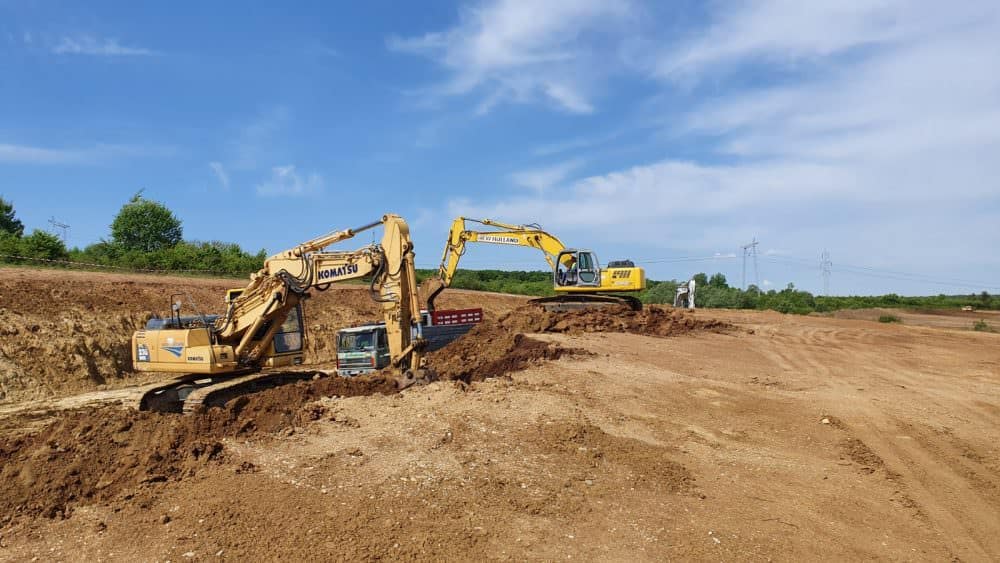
[2, 0, 999, 295]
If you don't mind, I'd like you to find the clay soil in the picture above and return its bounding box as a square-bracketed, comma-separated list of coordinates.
[0, 267, 999, 561]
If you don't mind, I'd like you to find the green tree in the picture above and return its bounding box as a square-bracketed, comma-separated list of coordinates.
[693, 272, 708, 286]
[708, 273, 729, 288]
[19, 229, 68, 261]
[110, 191, 183, 252]
[0, 231, 20, 260]
[0, 196, 24, 237]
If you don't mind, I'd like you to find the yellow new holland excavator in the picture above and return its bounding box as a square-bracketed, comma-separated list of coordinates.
[132, 214, 433, 412]
[426, 217, 646, 312]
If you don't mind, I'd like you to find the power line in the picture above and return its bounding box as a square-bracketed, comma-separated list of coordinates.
[759, 255, 1000, 292]
[634, 255, 738, 264]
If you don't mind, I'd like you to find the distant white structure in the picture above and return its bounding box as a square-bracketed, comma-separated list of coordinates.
[674, 278, 696, 309]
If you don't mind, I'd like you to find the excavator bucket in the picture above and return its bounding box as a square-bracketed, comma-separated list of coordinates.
[395, 368, 439, 390]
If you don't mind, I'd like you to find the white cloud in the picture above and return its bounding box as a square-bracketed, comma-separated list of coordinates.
[51, 35, 157, 56]
[649, 0, 995, 79]
[510, 159, 582, 192]
[0, 143, 171, 164]
[388, 0, 634, 113]
[447, 1, 1000, 285]
[256, 165, 324, 197]
[209, 161, 230, 190]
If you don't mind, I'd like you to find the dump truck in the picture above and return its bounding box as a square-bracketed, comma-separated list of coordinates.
[336, 308, 482, 376]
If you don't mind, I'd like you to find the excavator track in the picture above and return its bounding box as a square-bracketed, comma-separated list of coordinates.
[529, 293, 643, 312]
[136, 369, 322, 413]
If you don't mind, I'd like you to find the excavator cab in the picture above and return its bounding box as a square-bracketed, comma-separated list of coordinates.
[556, 249, 601, 287]
[224, 288, 305, 368]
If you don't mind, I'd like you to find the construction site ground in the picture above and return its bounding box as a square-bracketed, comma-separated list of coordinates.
[0, 267, 998, 561]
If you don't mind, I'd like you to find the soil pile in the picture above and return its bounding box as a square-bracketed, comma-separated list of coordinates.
[0, 373, 397, 522]
[499, 303, 734, 336]
[429, 304, 732, 382]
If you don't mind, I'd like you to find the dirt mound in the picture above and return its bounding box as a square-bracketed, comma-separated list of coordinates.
[498, 303, 734, 336]
[431, 332, 573, 383]
[428, 313, 576, 382]
[0, 373, 396, 522]
[428, 304, 731, 382]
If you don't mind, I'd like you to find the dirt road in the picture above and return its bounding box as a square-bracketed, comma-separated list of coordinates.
[0, 268, 998, 560]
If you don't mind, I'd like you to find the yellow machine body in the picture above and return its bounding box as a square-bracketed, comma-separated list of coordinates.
[132, 328, 237, 374]
[555, 267, 646, 293]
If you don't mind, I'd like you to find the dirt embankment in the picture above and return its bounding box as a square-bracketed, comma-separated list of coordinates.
[0, 374, 398, 523]
[430, 304, 734, 382]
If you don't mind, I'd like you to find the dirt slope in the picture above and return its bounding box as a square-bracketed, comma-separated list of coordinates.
[0, 267, 998, 560]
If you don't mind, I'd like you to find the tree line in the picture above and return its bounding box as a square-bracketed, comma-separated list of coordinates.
[4, 194, 994, 312]
[0, 193, 265, 277]
[414, 269, 997, 313]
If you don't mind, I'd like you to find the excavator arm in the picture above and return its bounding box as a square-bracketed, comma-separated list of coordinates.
[426, 217, 571, 311]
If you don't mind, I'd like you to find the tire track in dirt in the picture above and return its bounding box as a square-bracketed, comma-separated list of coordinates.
[723, 314, 1000, 560]
[843, 414, 1000, 560]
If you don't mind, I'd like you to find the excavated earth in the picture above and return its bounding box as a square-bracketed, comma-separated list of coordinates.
[0, 267, 999, 561]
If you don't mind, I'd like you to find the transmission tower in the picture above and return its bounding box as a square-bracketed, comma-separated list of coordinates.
[741, 238, 759, 290]
[48, 216, 70, 243]
[821, 250, 832, 296]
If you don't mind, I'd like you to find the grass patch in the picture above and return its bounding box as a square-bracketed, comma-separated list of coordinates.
[878, 314, 902, 324]
[973, 319, 995, 332]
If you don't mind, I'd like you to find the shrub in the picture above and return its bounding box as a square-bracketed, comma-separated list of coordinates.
[878, 314, 902, 323]
[0, 231, 21, 261]
[19, 229, 68, 261]
[973, 319, 994, 332]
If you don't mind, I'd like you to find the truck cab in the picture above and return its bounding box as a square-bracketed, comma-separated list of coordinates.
[335, 308, 482, 376]
[336, 324, 390, 375]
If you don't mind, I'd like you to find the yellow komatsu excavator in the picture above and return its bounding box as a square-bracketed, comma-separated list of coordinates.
[426, 217, 646, 312]
[132, 214, 433, 412]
